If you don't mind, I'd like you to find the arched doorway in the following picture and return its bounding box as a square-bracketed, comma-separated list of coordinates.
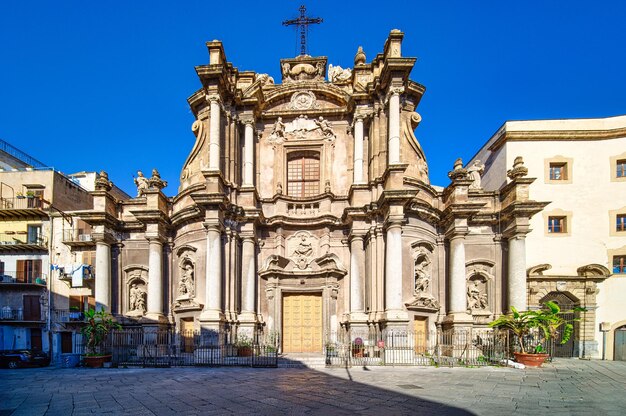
[615, 325, 626, 361]
[539, 292, 579, 358]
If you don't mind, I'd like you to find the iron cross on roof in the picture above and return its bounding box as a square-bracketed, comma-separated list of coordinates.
[282, 5, 323, 56]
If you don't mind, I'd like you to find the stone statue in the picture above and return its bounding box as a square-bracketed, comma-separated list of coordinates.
[414, 256, 431, 295]
[269, 117, 286, 143]
[316, 61, 325, 78]
[178, 263, 195, 298]
[314, 117, 335, 139]
[255, 73, 274, 85]
[282, 63, 292, 82]
[328, 64, 352, 83]
[467, 281, 488, 310]
[129, 283, 147, 314]
[467, 160, 485, 190]
[134, 171, 149, 197]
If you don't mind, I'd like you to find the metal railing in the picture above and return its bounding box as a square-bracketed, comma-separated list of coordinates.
[0, 272, 47, 285]
[325, 328, 511, 367]
[77, 329, 278, 368]
[0, 138, 46, 168]
[0, 233, 47, 246]
[62, 230, 93, 242]
[52, 309, 85, 323]
[0, 197, 49, 210]
[0, 306, 45, 321]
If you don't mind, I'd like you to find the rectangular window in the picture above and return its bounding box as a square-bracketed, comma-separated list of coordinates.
[618, 215, 626, 232]
[16, 259, 43, 283]
[549, 163, 567, 180]
[27, 224, 42, 244]
[548, 216, 566, 233]
[614, 255, 626, 274]
[287, 153, 320, 197]
[617, 159, 626, 178]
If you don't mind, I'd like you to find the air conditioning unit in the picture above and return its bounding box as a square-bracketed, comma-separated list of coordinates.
[78, 234, 92, 242]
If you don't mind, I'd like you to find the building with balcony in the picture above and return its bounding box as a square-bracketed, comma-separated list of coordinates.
[0, 147, 93, 354]
[469, 115, 626, 360]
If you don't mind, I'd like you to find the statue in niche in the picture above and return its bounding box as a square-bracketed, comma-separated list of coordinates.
[414, 256, 431, 295]
[314, 117, 336, 140]
[178, 263, 195, 298]
[467, 280, 488, 310]
[467, 160, 485, 190]
[129, 283, 147, 315]
[134, 171, 149, 197]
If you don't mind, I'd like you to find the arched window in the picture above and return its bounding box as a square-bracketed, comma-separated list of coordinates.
[287, 152, 320, 197]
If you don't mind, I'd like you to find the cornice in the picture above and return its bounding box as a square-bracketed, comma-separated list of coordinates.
[489, 127, 626, 152]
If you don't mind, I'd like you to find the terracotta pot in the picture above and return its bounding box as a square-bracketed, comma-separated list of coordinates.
[513, 352, 549, 367]
[84, 355, 112, 368]
[237, 347, 253, 357]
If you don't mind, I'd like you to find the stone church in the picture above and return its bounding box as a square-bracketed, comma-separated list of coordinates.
[72, 30, 546, 353]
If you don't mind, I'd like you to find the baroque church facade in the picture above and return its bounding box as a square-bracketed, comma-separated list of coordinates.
[70, 31, 546, 353]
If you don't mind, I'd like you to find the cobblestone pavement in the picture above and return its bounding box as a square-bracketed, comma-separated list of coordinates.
[1, 359, 625, 415]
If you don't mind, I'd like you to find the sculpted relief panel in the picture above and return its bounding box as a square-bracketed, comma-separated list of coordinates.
[406, 245, 440, 311]
[287, 231, 319, 270]
[268, 114, 336, 144]
[124, 266, 148, 317]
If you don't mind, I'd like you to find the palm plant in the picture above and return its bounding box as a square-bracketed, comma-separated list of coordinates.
[489, 301, 584, 354]
[81, 308, 121, 356]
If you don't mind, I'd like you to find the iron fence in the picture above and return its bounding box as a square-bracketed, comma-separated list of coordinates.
[78, 328, 278, 368]
[325, 328, 511, 367]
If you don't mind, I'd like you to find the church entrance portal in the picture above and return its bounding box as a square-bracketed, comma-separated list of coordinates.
[282, 293, 323, 353]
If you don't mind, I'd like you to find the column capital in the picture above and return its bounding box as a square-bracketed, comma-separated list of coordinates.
[92, 232, 115, 245]
[206, 93, 222, 104]
[145, 234, 165, 244]
[203, 221, 223, 233]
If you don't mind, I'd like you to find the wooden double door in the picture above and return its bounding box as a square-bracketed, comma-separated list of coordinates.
[282, 293, 323, 353]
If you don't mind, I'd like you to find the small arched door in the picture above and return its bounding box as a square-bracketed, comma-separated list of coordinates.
[614, 326, 626, 361]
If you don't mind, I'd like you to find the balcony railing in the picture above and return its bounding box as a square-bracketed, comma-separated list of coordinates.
[52, 309, 86, 323]
[0, 233, 47, 247]
[62, 230, 93, 243]
[0, 197, 49, 211]
[0, 272, 47, 285]
[0, 306, 45, 321]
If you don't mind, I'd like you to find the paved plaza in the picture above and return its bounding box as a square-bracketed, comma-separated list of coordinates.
[1, 359, 625, 415]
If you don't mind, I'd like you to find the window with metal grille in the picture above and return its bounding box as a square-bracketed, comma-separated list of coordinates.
[617, 159, 626, 178]
[548, 216, 566, 233]
[614, 255, 626, 274]
[617, 215, 626, 232]
[287, 152, 320, 197]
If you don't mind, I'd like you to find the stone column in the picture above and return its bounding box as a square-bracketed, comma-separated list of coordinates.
[240, 235, 257, 321]
[200, 223, 223, 323]
[95, 239, 111, 312]
[243, 120, 254, 186]
[349, 234, 366, 320]
[448, 235, 467, 315]
[388, 87, 403, 165]
[385, 221, 403, 313]
[208, 95, 221, 171]
[146, 238, 164, 320]
[353, 116, 364, 184]
[507, 234, 527, 311]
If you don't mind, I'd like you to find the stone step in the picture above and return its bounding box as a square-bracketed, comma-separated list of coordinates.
[278, 354, 327, 368]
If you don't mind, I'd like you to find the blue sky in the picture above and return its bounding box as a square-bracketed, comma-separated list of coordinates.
[1, 1, 625, 195]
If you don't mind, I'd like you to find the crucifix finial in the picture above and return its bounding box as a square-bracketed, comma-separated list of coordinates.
[282, 5, 323, 56]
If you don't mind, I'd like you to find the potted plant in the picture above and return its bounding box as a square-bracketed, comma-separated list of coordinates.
[81, 308, 121, 368]
[489, 301, 584, 367]
[235, 334, 253, 357]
